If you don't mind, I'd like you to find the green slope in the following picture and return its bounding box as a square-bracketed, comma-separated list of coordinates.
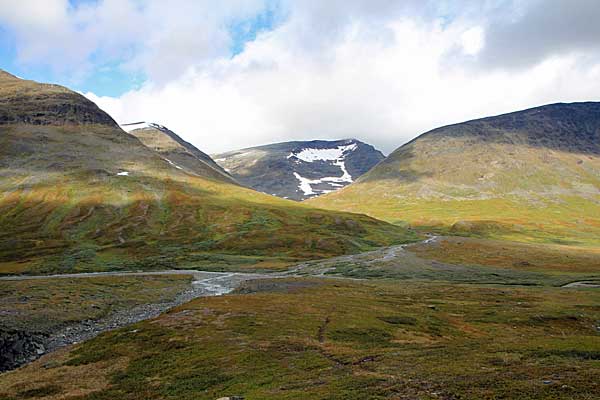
[311, 102, 600, 246]
[0, 71, 416, 275]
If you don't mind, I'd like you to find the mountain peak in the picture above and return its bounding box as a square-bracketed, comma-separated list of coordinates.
[414, 101, 600, 155]
[214, 139, 385, 200]
[0, 69, 118, 127]
[0, 69, 19, 80]
[310, 101, 600, 244]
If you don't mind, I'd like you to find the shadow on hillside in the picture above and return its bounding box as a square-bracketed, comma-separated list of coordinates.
[415, 102, 600, 156]
[358, 147, 433, 183]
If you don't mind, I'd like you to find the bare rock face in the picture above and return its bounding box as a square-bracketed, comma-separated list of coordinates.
[0, 70, 118, 127]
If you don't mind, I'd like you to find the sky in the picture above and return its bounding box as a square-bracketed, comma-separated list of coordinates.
[1, 0, 600, 154]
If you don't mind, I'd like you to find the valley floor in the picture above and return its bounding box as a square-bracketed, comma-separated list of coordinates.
[0, 236, 598, 399]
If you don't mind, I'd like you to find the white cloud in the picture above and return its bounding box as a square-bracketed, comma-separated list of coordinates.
[0, 0, 268, 81]
[3, 1, 600, 154]
[87, 9, 600, 154]
[460, 26, 484, 55]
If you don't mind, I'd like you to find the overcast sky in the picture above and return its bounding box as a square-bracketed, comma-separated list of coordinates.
[1, 0, 600, 154]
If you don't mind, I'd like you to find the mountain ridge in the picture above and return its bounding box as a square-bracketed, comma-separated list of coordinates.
[0, 70, 118, 127]
[121, 121, 236, 184]
[310, 101, 600, 245]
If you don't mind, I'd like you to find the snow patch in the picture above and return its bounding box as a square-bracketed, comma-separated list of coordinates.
[164, 158, 183, 170]
[294, 172, 317, 196]
[293, 170, 353, 196]
[289, 142, 358, 197]
[116, 171, 129, 176]
[120, 121, 166, 133]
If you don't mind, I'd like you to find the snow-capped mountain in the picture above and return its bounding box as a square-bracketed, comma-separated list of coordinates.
[213, 139, 385, 200]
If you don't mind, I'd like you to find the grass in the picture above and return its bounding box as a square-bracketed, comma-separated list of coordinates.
[1, 278, 598, 399]
[0, 275, 192, 333]
[408, 236, 600, 274]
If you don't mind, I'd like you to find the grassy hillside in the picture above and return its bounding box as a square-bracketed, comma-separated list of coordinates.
[0, 71, 416, 275]
[310, 102, 600, 246]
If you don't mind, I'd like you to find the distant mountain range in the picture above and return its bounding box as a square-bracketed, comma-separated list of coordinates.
[213, 139, 384, 200]
[311, 102, 600, 245]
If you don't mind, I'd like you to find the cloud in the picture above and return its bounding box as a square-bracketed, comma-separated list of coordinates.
[4, 1, 600, 154]
[478, 0, 600, 69]
[0, 0, 269, 82]
[87, 2, 600, 154]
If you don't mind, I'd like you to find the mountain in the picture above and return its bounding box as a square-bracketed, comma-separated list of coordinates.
[121, 122, 236, 184]
[310, 102, 600, 245]
[0, 70, 414, 275]
[0, 70, 115, 126]
[213, 139, 385, 200]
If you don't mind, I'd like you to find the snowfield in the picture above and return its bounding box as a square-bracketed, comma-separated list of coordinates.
[288, 143, 358, 197]
[288, 143, 357, 162]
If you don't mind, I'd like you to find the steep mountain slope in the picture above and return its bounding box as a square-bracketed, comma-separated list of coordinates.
[0, 71, 416, 275]
[311, 102, 600, 245]
[121, 122, 236, 184]
[0, 70, 115, 126]
[213, 139, 384, 200]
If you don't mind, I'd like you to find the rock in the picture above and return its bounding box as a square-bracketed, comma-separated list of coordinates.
[0, 329, 48, 372]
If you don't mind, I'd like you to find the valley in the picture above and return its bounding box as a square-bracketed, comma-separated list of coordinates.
[0, 69, 598, 399]
[0, 71, 416, 277]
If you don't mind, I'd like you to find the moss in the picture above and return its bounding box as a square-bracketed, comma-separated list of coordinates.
[17, 385, 62, 398]
[378, 315, 418, 325]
